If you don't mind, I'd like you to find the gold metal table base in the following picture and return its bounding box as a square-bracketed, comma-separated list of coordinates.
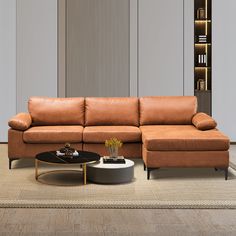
[35, 159, 87, 186]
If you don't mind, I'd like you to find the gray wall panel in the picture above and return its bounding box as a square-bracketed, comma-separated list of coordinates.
[212, 0, 236, 141]
[58, 0, 66, 98]
[66, 0, 129, 97]
[138, 0, 184, 96]
[0, 0, 16, 142]
[17, 0, 57, 112]
[130, 0, 138, 96]
[183, 0, 194, 96]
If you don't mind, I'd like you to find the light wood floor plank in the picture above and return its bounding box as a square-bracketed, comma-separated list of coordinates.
[0, 209, 236, 235]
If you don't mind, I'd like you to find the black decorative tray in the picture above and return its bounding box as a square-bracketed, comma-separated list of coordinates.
[103, 156, 126, 164]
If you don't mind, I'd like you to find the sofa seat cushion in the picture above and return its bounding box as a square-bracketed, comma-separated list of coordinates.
[140, 125, 229, 151]
[83, 126, 141, 143]
[23, 126, 83, 144]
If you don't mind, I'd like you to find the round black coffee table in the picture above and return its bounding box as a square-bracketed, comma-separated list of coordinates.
[35, 151, 100, 185]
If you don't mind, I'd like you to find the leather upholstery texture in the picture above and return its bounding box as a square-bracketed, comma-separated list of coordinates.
[28, 97, 84, 125]
[8, 96, 230, 171]
[83, 143, 142, 158]
[23, 126, 83, 144]
[8, 129, 82, 159]
[139, 96, 197, 125]
[85, 97, 139, 126]
[8, 113, 32, 131]
[140, 125, 229, 151]
[83, 126, 141, 143]
[192, 112, 217, 130]
[142, 147, 229, 168]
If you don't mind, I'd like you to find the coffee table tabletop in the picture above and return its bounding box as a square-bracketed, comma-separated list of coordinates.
[35, 150, 100, 185]
[36, 150, 100, 164]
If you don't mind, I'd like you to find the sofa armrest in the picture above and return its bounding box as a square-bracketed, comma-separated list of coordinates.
[8, 113, 32, 131]
[192, 112, 217, 131]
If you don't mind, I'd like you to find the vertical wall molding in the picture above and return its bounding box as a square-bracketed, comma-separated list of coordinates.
[58, 0, 66, 97]
[130, 0, 138, 96]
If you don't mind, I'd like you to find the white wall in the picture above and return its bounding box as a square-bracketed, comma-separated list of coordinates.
[212, 0, 236, 141]
[0, 0, 16, 142]
[17, 0, 57, 112]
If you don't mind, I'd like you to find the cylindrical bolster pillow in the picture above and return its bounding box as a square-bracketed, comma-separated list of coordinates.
[192, 112, 217, 130]
[8, 113, 32, 131]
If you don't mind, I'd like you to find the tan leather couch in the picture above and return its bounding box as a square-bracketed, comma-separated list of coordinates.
[8, 96, 230, 179]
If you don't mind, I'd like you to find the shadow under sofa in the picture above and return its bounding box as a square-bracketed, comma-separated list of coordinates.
[8, 96, 230, 179]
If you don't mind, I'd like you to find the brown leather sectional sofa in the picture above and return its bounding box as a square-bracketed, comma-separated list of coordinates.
[8, 96, 230, 179]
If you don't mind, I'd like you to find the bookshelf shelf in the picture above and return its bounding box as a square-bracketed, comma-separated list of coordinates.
[195, 43, 211, 45]
[194, 0, 212, 115]
[195, 20, 211, 22]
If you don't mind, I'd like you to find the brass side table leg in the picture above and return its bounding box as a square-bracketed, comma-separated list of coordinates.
[83, 163, 87, 185]
[35, 159, 39, 180]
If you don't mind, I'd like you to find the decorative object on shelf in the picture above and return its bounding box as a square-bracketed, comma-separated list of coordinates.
[105, 137, 123, 158]
[103, 156, 126, 164]
[197, 79, 206, 91]
[197, 8, 205, 19]
[198, 54, 207, 66]
[56, 143, 79, 158]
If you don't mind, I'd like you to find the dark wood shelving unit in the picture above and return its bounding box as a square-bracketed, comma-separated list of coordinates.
[194, 0, 212, 115]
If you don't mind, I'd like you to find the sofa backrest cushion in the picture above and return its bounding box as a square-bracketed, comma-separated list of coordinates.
[139, 96, 197, 125]
[28, 97, 84, 125]
[85, 97, 139, 126]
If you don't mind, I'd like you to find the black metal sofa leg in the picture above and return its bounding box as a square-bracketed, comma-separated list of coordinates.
[9, 159, 12, 169]
[225, 168, 228, 180]
[214, 167, 228, 180]
[143, 162, 146, 171]
[147, 168, 150, 179]
[147, 168, 160, 180]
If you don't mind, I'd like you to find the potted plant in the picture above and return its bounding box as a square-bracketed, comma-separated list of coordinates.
[105, 137, 123, 158]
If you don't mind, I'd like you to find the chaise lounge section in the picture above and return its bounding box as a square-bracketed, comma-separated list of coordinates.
[140, 97, 229, 179]
[8, 96, 230, 179]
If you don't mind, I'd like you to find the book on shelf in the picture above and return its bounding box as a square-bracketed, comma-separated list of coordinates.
[195, 35, 208, 43]
[197, 54, 207, 66]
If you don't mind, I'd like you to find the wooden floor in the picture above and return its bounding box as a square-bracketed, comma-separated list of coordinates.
[1, 145, 236, 235]
[1, 208, 236, 235]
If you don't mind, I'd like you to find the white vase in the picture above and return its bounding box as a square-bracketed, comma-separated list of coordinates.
[108, 146, 119, 158]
